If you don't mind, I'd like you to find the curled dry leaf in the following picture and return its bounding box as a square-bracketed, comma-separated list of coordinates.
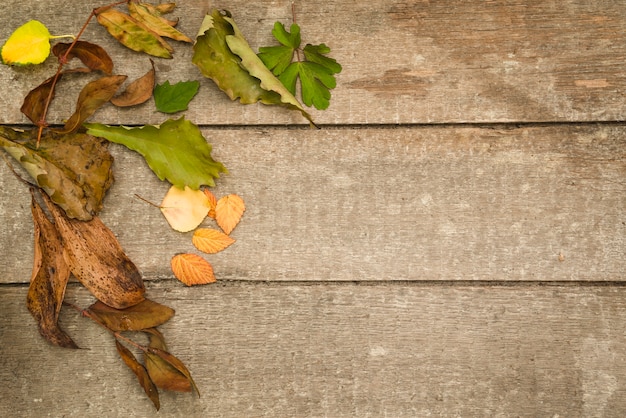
[87, 299, 174, 331]
[96, 8, 173, 59]
[215, 194, 246, 235]
[40, 192, 145, 309]
[192, 228, 235, 254]
[61, 74, 127, 133]
[20, 74, 62, 125]
[116, 340, 160, 410]
[111, 60, 155, 107]
[171, 253, 215, 286]
[52, 40, 114, 74]
[144, 328, 199, 395]
[160, 185, 210, 232]
[128, 1, 191, 43]
[204, 189, 217, 219]
[27, 191, 77, 348]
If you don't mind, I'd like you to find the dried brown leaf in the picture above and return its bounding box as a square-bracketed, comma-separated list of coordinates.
[192, 228, 235, 254]
[144, 328, 199, 395]
[40, 192, 145, 309]
[215, 194, 245, 235]
[61, 74, 127, 133]
[52, 41, 114, 74]
[116, 340, 160, 410]
[20, 74, 62, 125]
[171, 253, 216, 286]
[111, 60, 155, 107]
[26, 191, 77, 348]
[88, 299, 174, 331]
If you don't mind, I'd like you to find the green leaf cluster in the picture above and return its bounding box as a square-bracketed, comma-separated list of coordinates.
[258, 22, 342, 110]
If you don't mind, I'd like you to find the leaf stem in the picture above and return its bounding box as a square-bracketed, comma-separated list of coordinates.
[291, 2, 302, 62]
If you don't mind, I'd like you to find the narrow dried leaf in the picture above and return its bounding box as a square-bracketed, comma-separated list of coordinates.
[128, 2, 191, 42]
[111, 60, 155, 107]
[27, 192, 77, 348]
[192, 228, 235, 254]
[88, 299, 174, 331]
[96, 8, 173, 58]
[215, 194, 245, 235]
[52, 41, 114, 74]
[41, 192, 145, 309]
[171, 253, 215, 286]
[0, 127, 114, 220]
[116, 340, 160, 410]
[160, 185, 210, 232]
[144, 328, 199, 395]
[61, 74, 127, 133]
[20, 74, 62, 125]
[203, 189, 217, 218]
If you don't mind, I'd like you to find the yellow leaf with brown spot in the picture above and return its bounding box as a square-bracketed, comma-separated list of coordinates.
[171, 253, 215, 286]
[215, 194, 245, 235]
[192, 228, 235, 254]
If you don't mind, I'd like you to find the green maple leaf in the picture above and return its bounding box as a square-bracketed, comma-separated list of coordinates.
[258, 22, 342, 110]
[153, 80, 200, 114]
[85, 117, 227, 189]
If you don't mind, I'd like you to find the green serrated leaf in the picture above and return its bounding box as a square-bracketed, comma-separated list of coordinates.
[84, 117, 226, 189]
[153, 80, 200, 113]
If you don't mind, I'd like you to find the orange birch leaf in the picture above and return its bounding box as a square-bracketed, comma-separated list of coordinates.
[171, 253, 216, 286]
[192, 228, 235, 254]
[215, 194, 245, 235]
[203, 189, 217, 218]
[160, 185, 210, 232]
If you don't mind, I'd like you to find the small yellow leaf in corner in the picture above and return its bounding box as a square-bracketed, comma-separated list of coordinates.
[1, 20, 72, 65]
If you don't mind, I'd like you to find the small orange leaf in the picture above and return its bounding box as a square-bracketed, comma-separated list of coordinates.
[171, 253, 215, 286]
[215, 194, 245, 235]
[203, 189, 217, 219]
[192, 228, 235, 254]
[160, 185, 210, 232]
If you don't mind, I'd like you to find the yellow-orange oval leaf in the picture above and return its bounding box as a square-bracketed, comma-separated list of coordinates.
[192, 228, 235, 254]
[215, 194, 245, 235]
[171, 253, 215, 286]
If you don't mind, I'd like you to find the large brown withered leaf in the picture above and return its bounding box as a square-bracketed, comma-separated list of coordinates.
[61, 74, 127, 133]
[0, 126, 113, 220]
[26, 191, 77, 348]
[110, 60, 155, 107]
[87, 299, 174, 331]
[115, 340, 160, 410]
[40, 192, 145, 309]
[52, 41, 114, 74]
[144, 328, 199, 394]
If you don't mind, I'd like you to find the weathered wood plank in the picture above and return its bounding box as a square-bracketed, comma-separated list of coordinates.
[0, 0, 624, 125]
[1, 282, 626, 416]
[1, 125, 624, 283]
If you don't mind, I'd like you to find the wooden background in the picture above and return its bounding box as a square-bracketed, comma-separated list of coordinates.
[1, 0, 625, 416]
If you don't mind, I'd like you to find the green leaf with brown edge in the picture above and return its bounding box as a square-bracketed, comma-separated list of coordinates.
[60, 74, 127, 133]
[52, 41, 114, 74]
[128, 1, 191, 43]
[0, 127, 113, 220]
[27, 191, 77, 349]
[40, 191, 145, 309]
[192, 10, 312, 124]
[115, 340, 160, 410]
[85, 117, 226, 189]
[96, 8, 173, 59]
[143, 328, 199, 395]
[111, 60, 155, 107]
[87, 299, 174, 331]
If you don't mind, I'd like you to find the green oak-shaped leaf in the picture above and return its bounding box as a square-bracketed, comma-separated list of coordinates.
[0, 126, 113, 220]
[258, 23, 342, 110]
[85, 117, 226, 189]
[192, 10, 312, 124]
[153, 80, 200, 113]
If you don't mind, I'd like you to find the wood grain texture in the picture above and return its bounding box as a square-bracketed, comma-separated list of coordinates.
[1, 282, 626, 417]
[1, 125, 624, 284]
[0, 0, 624, 125]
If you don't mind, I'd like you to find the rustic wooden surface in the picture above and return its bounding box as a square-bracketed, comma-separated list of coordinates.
[1, 0, 625, 416]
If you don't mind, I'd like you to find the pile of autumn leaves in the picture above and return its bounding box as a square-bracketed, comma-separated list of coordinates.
[0, 0, 340, 411]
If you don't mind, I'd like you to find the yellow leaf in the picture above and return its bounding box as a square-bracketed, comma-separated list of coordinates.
[215, 194, 245, 235]
[1, 20, 52, 65]
[192, 228, 235, 254]
[160, 185, 210, 232]
[203, 189, 217, 219]
[171, 253, 216, 286]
